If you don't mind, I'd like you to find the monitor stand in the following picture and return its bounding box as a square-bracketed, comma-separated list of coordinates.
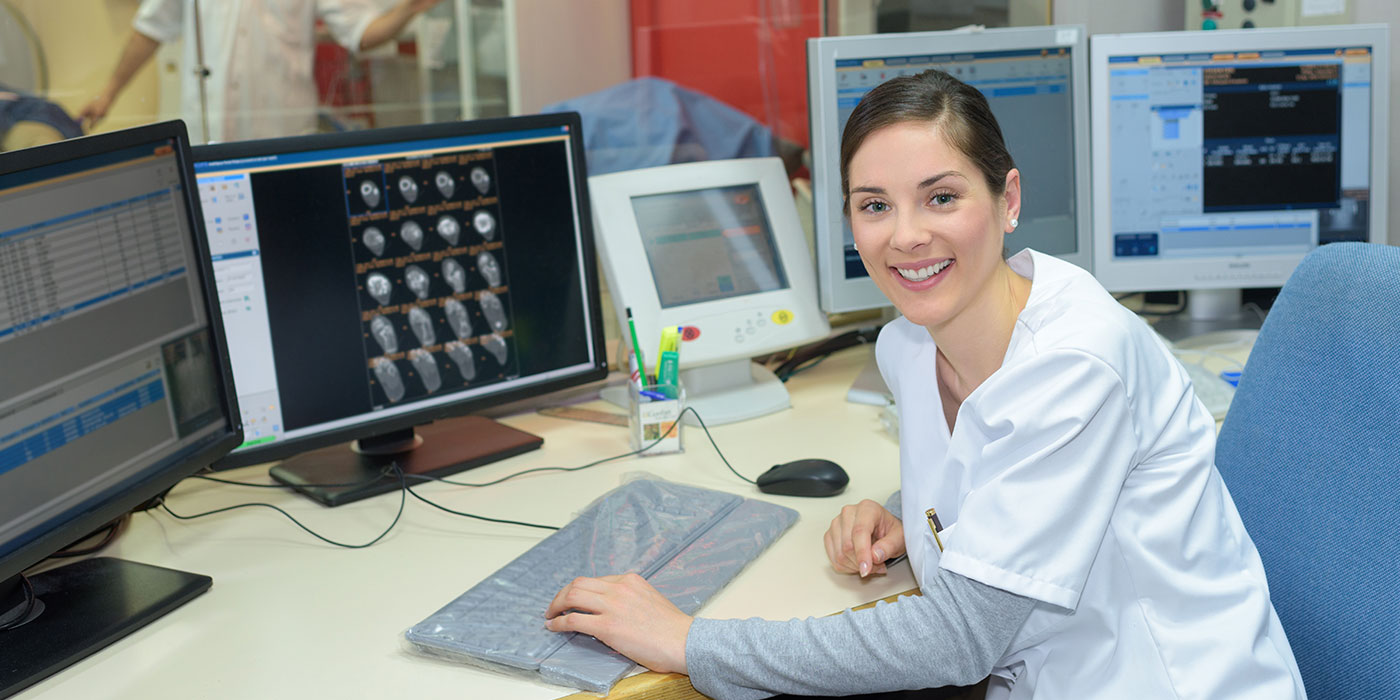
[600, 358, 792, 426]
[0, 558, 211, 698]
[269, 415, 544, 507]
[1150, 288, 1264, 343]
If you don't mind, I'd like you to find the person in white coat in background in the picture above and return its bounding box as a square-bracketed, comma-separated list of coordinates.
[543, 69, 1307, 700]
[80, 0, 443, 142]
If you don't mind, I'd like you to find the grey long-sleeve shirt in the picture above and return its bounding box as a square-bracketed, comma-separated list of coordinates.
[685, 566, 1034, 700]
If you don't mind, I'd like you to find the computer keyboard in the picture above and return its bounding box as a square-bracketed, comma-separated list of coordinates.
[405, 479, 797, 693]
[1178, 358, 1236, 420]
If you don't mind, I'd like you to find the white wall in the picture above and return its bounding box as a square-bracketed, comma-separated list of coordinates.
[1354, 0, 1399, 246]
[508, 0, 631, 115]
[1057, 0, 1396, 246]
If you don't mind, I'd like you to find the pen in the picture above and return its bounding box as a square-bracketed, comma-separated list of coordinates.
[925, 508, 944, 552]
[625, 307, 647, 383]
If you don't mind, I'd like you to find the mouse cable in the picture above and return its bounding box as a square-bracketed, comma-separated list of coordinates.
[400, 485, 559, 530]
[413, 405, 756, 489]
[156, 462, 408, 549]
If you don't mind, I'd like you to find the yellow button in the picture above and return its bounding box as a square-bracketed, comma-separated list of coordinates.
[772, 310, 793, 325]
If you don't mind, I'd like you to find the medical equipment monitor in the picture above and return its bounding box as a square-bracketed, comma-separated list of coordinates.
[0, 122, 240, 697]
[590, 157, 830, 425]
[191, 114, 607, 505]
[1090, 25, 1388, 329]
[808, 25, 1093, 314]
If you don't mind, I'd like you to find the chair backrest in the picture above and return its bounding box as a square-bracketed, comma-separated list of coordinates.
[1216, 242, 1400, 698]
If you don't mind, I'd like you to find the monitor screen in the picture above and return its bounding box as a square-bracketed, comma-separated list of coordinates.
[191, 115, 606, 471]
[809, 26, 1093, 313]
[0, 122, 239, 695]
[633, 185, 790, 308]
[1091, 25, 1388, 293]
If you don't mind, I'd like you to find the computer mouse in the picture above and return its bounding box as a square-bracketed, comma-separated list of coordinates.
[756, 458, 849, 497]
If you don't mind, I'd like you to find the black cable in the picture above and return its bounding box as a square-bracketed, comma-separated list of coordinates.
[48, 514, 127, 559]
[773, 327, 879, 382]
[192, 464, 394, 490]
[403, 487, 560, 530]
[159, 462, 408, 549]
[0, 574, 35, 632]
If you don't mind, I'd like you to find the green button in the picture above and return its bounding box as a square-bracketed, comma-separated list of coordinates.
[239, 435, 276, 448]
[1203, 18, 1218, 29]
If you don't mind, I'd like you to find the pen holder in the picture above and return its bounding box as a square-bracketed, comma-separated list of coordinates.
[628, 381, 685, 456]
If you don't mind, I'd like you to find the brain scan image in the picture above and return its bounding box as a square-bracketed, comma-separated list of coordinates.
[359, 180, 381, 209]
[408, 348, 442, 393]
[444, 298, 472, 340]
[362, 226, 386, 257]
[407, 306, 436, 347]
[404, 265, 431, 300]
[435, 171, 455, 199]
[437, 215, 461, 246]
[476, 251, 502, 288]
[400, 220, 424, 251]
[482, 333, 509, 365]
[470, 166, 490, 195]
[369, 314, 397, 354]
[473, 210, 497, 240]
[371, 358, 406, 402]
[398, 175, 419, 204]
[442, 258, 466, 294]
[445, 341, 476, 381]
[366, 273, 392, 306]
[478, 290, 507, 332]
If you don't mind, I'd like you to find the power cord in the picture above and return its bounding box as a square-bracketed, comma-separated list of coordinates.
[0, 574, 35, 632]
[157, 406, 752, 544]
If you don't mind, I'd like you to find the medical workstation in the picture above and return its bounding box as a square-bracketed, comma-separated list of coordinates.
[1, 1, 1397, 699]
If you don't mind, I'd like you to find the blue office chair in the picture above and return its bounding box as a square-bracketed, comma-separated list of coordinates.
[1216, 242, 1400, 698]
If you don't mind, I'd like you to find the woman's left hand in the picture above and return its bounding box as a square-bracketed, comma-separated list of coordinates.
[545, 573, 693, 674]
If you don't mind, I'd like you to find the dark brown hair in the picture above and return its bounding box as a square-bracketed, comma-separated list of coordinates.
[840, 69, 1015, 214]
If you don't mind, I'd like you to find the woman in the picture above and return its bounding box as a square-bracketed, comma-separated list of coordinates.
[545, 70, 1306, 699]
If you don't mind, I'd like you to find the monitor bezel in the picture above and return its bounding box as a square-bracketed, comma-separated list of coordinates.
[0, 121, 243, 584]
[807, 25, 1093, 314]
[191, 113, 609, 469]
[1089, 24, 1390, 293]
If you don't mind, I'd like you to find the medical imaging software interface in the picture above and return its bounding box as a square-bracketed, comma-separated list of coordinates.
[632, 185, 789, 308]
[1106, 46, 1373, 260]
[832, 47, 1078, 279]
[0, 141, 223, 547]
[194, 126, 597, 452]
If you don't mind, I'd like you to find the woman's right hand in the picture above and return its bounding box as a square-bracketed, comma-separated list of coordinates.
[824, 499, 905, 577]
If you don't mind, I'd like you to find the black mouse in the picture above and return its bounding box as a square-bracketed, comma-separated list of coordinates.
[756, 458, 849, 497]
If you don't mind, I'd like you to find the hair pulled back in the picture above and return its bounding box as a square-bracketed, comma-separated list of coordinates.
[840, 70, 1015, 214]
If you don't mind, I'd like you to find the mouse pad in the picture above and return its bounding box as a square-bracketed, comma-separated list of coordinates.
[404, 478, 798, 694]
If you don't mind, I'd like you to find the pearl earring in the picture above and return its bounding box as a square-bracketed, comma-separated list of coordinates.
[1009, 218, 1019, 230]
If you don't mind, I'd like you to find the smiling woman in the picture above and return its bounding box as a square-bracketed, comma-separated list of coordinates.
[545, 69, 1308, 700]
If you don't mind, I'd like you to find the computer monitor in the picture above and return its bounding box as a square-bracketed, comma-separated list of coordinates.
[0, 122, 241, 696]
[191, 114, 607, 505]
[808, 25, 1093, 315]
[1091, 25, 1389, 335]
[589, 157, 831, 425]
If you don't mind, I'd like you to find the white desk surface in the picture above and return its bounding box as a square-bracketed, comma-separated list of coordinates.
[22, 346, 913, 700]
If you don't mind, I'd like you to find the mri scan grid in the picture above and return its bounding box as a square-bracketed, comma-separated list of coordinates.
[342, 153, 517, 407]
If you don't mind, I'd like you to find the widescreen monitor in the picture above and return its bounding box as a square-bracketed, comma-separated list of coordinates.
[0, 122, 241, 696]
[808, 25, 1093, 314]
[191, 114, 607, 506]
[1090, 25, 1388, 331]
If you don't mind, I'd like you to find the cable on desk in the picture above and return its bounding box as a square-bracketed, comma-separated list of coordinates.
[158, 462, 408, 549]
[772, 327, 881, 382]
[401, 486, 560, 530]
[191, 464, 395, 490]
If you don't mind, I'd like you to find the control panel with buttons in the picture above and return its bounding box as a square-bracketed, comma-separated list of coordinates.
[1187, 0, 1352, 31]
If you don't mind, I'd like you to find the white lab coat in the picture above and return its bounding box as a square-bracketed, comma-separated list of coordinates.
[134, 0, 380, 143]
[878, 249, 1306, 699]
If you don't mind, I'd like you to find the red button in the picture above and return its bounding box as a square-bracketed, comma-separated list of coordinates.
[681, 325, 700, 341]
